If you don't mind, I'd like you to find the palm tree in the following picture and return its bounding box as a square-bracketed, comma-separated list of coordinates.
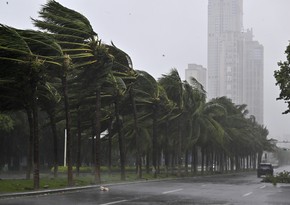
[37, 82, 61, 177]
[182, 80, 202, 174]
[191, 97, 226, 173]
[99, 43, 137, 180]
[159, 69, 184, 176]
[33, 0, 111, 184]
[133, 71, 167, 177]
[0, 25, 61, 189]
[102, 73, 127, 180]
[209, 97, 272, 172]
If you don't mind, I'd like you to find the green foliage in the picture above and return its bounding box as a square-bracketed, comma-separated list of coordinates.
[263, 171, 290, 184]
[274, 43, 290, 114]
[0, 114, 14, 132]
[0, 177, 94, 193]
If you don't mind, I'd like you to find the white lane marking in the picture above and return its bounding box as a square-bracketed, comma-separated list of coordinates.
[100, 199, 128, 205]
[259, 185, 266, 189]
[162, 188, 183, 194]
[242, 192, 253, 197]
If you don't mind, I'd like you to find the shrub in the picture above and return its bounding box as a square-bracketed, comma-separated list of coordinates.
[263, 171, 290, 184]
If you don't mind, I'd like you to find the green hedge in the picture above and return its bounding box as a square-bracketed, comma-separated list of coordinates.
[263, 171, 290, 185]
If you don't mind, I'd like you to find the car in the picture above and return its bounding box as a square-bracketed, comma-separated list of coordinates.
[257, 163, 274, 177]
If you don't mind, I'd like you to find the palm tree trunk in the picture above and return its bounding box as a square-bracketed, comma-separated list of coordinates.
[95, 89, 101, 183]
[157, 151, 161, 174]
[108, 119, 113, 175]
[32, 89, 40, 190]
[130, 89, 142, 179]
[90, 120, 95, 172]
[152, 105, 158, 178]
[224, 154, 228, 172]
[230, 157, 234, 171]
[177, 119, 182, 177]
[49, 113, 58, 178]
[235, 155, 240, 171]
[146, 150, 150, 174]
[257, 151, 262, 165]
[253, 153, 257, 170]
[192, 145, 198, 173]
[170, 152, 174, 175]
[185, 150, 189, 175]
[61, 75, 73, 186]
[76, 108, 81, 177]
[220, 152, 224, 173]
[115, 98, 126, 180]
[205, 149, 210, 172]
[164, 143, 170, 177]
[164, 120, 170, 176]
[26, 108, 33, 180]
[201, 147, 205, 174]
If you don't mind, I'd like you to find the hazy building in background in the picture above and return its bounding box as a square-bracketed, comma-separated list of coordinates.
[207, 0, 264, 124]
[242, 29, 264, 123]
[185, 64, 207, 90]
[207, 0, 243, 101]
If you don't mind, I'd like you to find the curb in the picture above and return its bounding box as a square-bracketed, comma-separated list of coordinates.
[0, 184, 99, 199]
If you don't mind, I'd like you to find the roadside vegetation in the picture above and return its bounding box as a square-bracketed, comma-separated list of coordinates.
[263, 171, 290, 185]
[0, 0, 275, 191]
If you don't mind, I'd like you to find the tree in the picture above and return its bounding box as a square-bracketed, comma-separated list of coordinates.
[274, 43, 290, 114]
[0, 25, 59, 189]
[94, 43, 138, 180]
[159, 69, 184, 176]
[182, 80, 202, 174]
[33, 0, 110, 185]
[38, 82, 61, 177]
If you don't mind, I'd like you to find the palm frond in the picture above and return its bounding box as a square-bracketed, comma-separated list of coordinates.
[0, 24, 31, 55]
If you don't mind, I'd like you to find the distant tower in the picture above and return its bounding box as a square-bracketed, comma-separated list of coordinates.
[207, 0, 243, 102]
[185, 64, 207, 90]
[207, 0, 264, 124]
[243, 29, 264, 124]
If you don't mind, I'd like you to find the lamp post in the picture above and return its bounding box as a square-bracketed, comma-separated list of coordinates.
[64, 129, 67, 167]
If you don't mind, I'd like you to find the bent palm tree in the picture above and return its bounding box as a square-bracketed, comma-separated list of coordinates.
[33, 0, 112, 184]
[0, 25, 61, 189]
[159, 69, 184, 176]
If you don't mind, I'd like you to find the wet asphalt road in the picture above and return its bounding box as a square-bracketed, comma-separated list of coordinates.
[1, 166, 290, 205]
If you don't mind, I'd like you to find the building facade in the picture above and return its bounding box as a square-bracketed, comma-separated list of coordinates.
[207, 0, 264, 124]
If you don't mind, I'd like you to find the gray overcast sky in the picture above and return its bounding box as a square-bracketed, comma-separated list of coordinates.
[1, 0, 290, 140]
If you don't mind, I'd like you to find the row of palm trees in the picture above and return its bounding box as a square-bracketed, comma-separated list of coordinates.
[0, 1, 274, 190]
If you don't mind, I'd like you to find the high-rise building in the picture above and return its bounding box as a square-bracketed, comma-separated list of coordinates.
[207, 0, 244, 102]
[185, 64, 207, 90]
[243, 29, 264, 123]
[207, 0, 264, 124]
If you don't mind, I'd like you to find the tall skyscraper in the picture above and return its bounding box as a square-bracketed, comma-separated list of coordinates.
[207, 0, 264, 124]
[243, 29, 264, 123]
